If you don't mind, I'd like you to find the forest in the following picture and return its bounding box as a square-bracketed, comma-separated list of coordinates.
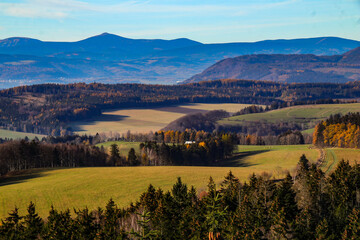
[1, 156, 359, 239]
[313, 112, 360, 148]
[0, 79, 359, 136]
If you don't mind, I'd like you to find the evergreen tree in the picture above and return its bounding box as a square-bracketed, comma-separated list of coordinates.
[207, 176, 217, 199]
[0, 207, 25, 240]
[73, 207, 99, 240]
[128, 148, 139, 166]
[23, 202, 43, 239]
[44, 207, 73, 240]
[130, 210, 159, 240]
[109, 144, 120, 166]
[341, 208, 360, 240]
[171, 177, 189, 207]
[268, 201, 289, 240]
[293, 208, 313, 240]
[275, 173, 298, 221]
[99, 198, 119, 239]
[220, 171, 241, 211]
[315, 218, 330, 240]
[205, 193, 227, 240]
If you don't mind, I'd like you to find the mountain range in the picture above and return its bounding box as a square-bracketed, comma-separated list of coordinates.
[185, 47, 360, 84]
[0, 33, 359, 88]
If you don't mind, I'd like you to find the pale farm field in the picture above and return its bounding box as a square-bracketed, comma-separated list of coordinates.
[70, 103, 254, 135]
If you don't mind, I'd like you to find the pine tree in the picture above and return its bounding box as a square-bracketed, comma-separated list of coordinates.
[44, 207, 73, 240]
[268, 202, 288, 240]
[0, 207, 25, 240]
[341, 208, 360, 240]
[100, 198, 119, 239]
[23, 202, 43, 239]
[220, 171, 241, 211]
[109, 144, 120, 166]
[207, 176, 217, 199]
[275, 173, 298, 221]
[205, 193, 227, 240]
[73, 207, 98, 240]
[130, 210, 159, 240]
[128, 148, 139, 166]
[293, 208, 313, 240]
[315, 218, 329, 240]
[172, 177, 189, 207]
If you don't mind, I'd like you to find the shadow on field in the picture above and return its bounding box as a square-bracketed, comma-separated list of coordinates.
[0, 169, 51, 187]
[155, 106, 208, 114]
[218, 150, 271, 167]
[71, 114, 129, 131]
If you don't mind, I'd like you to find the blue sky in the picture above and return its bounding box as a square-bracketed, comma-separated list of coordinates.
[0, 0, 359, 43]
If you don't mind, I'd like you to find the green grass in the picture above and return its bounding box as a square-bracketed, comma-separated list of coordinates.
[96, 141, 141, 156]
[0, 129, 46, 140]
[219, 103, 360, 130]
[0, 144, 317, 219]
[327, 148, 360, 166]
[69, 103, 255, 135]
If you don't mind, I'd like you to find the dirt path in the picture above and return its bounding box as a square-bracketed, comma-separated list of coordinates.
[325, 149, 338, 174]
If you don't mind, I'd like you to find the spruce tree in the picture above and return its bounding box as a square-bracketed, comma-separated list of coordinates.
[44, 207, 73, 240]
[315, 218, 329, 240]
[100, 198, 119, 239]
[341, 208, 360, 240]
[128, 148, 138, 166]
[73, 207, 98, 240]
[275, 173, 298, 221]
[130, 210, 159, 240]
[0, 207, 25, 240]
[23, 202, 43, 239]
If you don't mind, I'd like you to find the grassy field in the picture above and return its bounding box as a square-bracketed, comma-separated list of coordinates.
[219, 103, 360, 130]
[0, 129, 46, 140]
[96, 141, 141, 156]
[327, 148, 360, 166]
[69, 103, 254, 135]
[0, 144, 318, 219]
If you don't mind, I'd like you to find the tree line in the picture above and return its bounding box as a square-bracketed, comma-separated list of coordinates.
[1, 156, 360, 239]
[0, 133, 237, 176]
[313, 112, 360, 148]
[0, 140, 107, 176]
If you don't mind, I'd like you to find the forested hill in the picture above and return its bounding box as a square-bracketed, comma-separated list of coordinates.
[2, 79, 360, 136]
[185, 47, 360, 84]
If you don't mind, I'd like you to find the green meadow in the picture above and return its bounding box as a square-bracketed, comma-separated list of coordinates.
[0, 144, 319, 219]
[219, 103, 360, 130]
[0, 129, 46, 140]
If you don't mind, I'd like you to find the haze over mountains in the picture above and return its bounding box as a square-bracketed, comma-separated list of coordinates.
[0, 33, 359, 88]
[185, 47, 360, 84]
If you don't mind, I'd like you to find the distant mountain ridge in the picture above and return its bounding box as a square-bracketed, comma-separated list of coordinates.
[185, 47, 360, 84]
[0, 33, 202, 60]
[0, 33, 359, 88]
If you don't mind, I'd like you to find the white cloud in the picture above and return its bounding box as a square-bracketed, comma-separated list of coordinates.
[0, 0, 299, 19]
[0, 2, 68, 19]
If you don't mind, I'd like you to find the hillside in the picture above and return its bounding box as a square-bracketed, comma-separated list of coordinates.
[0, 34, 359, 88]
[2, 80, 360, 136]
[0, 145, 319, 219]
[185, 47, 360, 83]
[217, 103, 360, 135]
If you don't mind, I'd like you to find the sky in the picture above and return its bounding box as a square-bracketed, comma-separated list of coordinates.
[0, 0, 359, 43]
